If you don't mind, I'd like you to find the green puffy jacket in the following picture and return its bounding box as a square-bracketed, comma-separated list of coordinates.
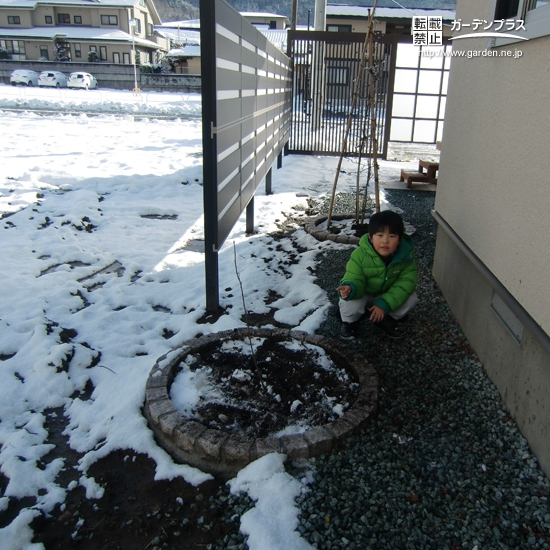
[339, 233, 418, 314]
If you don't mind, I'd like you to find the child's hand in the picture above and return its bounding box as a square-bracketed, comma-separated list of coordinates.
[368, 305, 385, 322]
[336, 285, 351, 299]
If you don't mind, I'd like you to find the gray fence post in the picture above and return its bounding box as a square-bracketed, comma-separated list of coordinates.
[246, 198, 254, 235]
[265, 168, 272, 195]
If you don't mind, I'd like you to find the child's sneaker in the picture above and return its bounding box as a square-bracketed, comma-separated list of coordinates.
[373, 316, 404, 339]
[340, 322, 359, 340]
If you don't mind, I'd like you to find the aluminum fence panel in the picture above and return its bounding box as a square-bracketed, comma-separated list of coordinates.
[200, 0, 292, 310]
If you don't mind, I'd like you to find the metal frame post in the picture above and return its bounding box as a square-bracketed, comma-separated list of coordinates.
[265, 168, 272, 195]
[246, 197, 254, 235]
[201, 0, 220, 313]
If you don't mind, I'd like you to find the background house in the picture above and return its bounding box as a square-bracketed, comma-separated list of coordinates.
[0, 0, 169, 63]
[432, 0, 550, 475]
[157, 12, 289, 74]
[239, 11, 289, 29]
[165, 43, 200, 73]
[154, 22, 200, 73]
[326, 3, 455, 35]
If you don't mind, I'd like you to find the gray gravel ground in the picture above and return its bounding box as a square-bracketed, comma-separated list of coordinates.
[214, 189, 550, 550]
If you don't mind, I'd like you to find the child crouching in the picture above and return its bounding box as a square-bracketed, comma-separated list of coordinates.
[336, 210, 418, 339]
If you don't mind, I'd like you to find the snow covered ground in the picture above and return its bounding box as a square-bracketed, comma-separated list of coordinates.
[0, 85, 418, 549]
[0, 83, 201, 118]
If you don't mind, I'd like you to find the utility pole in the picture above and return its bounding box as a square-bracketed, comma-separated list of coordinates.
[313, 0, 326, 31]
[291, 0, 298, 30]
[311, 0, 326, 131]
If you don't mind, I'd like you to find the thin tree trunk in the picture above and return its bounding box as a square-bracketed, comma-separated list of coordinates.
[326, 0, 378, 227]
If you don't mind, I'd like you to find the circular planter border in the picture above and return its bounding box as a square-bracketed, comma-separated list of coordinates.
[304, 212, 415, 244]
[144, 327, 378, 479]
[304, 212, 364, 245]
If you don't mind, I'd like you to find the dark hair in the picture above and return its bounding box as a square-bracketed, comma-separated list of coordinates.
[368, 210, 404, 238]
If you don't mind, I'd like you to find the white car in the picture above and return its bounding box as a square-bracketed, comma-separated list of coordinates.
[38, 71, 68, 88]
[10, 69, 40, 87]
[68, 72, 98, 90]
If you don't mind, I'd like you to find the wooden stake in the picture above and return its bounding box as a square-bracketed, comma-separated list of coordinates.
[367, 11, 381, 213]
[326, 0, 379, 228]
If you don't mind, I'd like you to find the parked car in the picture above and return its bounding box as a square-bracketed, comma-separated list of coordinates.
[67, 72, 98, 90]
[38, 71, 68, 88]
[10, 69, 39, 87]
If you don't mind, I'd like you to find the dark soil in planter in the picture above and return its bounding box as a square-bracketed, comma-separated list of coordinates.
[171, 334, 360, 439]
[351, 222, 369, 238]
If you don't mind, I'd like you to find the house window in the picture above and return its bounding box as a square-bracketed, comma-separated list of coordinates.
[139, 0, 145, 5]
[40, 45, 49, 59]
[135, 18, 142, 33]
[494, 0, 520, 19]
[89, 45, 97, 52]
[101, 14, 118, 25]
[58, 14, 70, 24]
[123, 52, 130, 64]
[5, 40, 25, 54]
[327, 24, 352, 32]
[148, 23, 153, 36]
[113, 52, 120, 63]
[327, 67, 348, 85]
[74, 15, 82, 24]
[100, 46, 107, 60]
[45, 15, 53, 24]
[491, 0, 550, 44]
[74, 43, 81, 58]
[8, 16, 21, 24]
[493, 0, 547, 18]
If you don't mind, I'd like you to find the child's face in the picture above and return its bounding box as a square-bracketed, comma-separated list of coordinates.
[369, 227, 400, 257]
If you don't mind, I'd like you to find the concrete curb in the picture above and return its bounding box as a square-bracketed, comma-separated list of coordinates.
[144, 327, 378, 479]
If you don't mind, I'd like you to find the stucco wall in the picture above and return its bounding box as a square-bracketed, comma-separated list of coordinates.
[433, 0, 550, 475]
[433, 227, 550, 476]
[434, 1, 550, 334]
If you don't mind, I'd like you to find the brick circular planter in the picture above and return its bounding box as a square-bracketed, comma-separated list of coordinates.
[304, 213, 414, 244]
[304, 212, 364, 245]
[144, 327, 378, 479]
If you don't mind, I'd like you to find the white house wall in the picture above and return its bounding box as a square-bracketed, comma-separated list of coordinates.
[433, 0, 550, 475]
[435, 3, 549, 334]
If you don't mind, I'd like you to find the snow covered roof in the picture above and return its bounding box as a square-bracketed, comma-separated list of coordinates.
[160, 12, 290, 30]
[159, 19, 200, 29]
[0, 25, 160, 47]
[154, 27, 200, 45]
[159, 29, 288, 56]
[326, 5, 456, 20]
[239, 11, 289, 19]
[157, 21, 288, 53]
[0, 0, 136, 7]
[166, 44, 200, 57]
[260, 29, 288, 52]
[328, 0, 456, 7]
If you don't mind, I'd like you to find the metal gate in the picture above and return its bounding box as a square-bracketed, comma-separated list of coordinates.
[287, 30, 392, 157]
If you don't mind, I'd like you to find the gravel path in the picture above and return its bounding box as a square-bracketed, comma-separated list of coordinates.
[215, 189, 550, 550]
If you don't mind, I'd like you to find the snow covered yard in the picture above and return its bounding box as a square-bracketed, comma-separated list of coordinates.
[0, 84, 202, 117]
[3, 88, 549, 550]
[1, 90, 405, 548]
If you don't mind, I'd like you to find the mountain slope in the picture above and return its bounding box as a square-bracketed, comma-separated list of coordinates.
[153, 0, 457, 25]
